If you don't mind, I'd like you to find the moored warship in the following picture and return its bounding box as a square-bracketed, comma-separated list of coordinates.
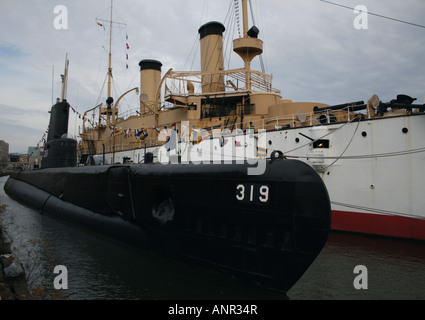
[76, 1, 424, 240]
[3, 1, 331, 292]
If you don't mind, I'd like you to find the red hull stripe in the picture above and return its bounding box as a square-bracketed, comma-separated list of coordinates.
[331, 210, 425, 241]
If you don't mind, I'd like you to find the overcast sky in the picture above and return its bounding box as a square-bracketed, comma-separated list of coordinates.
[1, 0, 424, 153]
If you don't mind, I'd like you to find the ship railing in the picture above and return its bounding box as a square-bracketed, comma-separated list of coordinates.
[82, 106, 142, 132]
[116, 107, 144, 121]
[263, 107, 365, 130]
[0, 161, 38, 172]
[81, 98, 422, 156]
[84, 109, 356, 156]
[98, 138, 159, 155]
[82, 103, 367, 156]
[93, 108, 362, 154]
[164, 68, 281, 96]
[260, 101, 422, 131]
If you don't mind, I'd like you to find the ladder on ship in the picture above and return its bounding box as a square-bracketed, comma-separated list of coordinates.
[224, 117, 238, 132]
[79, 139, 97, 165]
[87, 139, 96, 156]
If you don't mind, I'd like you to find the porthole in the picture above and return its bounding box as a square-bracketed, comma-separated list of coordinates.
[402, 127, 408, 134]
[361, 131, 367, 137]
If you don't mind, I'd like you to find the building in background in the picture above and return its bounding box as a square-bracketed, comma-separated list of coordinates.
[27, 146, 43, 169]
[28, 146, 41, 157]
[0, 140, 9, 169]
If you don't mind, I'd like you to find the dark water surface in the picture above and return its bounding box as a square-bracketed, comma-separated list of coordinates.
[1, 176, 424, 300]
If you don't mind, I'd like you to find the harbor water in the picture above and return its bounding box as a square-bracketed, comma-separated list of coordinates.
[1, 176, 424, 300]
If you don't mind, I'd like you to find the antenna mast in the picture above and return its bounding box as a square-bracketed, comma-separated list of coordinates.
[95, 0, 127, 101]
[61, 53, 69, 101]
[107, 0, 113, 98]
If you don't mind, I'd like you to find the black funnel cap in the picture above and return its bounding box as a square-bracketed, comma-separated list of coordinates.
[198, 21, 226, 40]
[139, 59, 162, 72]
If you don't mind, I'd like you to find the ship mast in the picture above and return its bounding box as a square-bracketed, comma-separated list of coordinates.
[233, 0, 263, 91]
[96, 0, 127, 102]
[242, 0, 249, 37]
[107, 0, 113, 99]
[95, 0, 127, 123]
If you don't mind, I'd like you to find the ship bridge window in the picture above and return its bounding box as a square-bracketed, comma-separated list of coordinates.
[313, 139, 329, 149]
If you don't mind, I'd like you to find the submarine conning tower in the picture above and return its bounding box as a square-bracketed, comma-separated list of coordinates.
[198, 21, 226, 94]
[139, 59, 162, 114]
[41, 99, 77, 169]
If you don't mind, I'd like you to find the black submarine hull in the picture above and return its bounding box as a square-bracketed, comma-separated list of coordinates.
[4, 159, 330, 292]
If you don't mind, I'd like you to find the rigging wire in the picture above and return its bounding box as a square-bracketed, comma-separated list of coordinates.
[318, 118, 361, 171]
[190, 40, 200, 71]
[93, 24, 110, 107]
[281, 116, 358, 155]
[256, 0, 268, 73]
[320, 0, 425, 30]
[95, 75, 108, 107]
[278, 115, 425, 161]
[91, 2, 137, 117]
[223, 1, 237, 70]
[183, 36, 200, 71]
[200, 0, 209, 26]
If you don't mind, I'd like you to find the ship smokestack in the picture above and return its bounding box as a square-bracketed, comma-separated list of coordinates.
[198, 21, 226, 94]
[139, 59, 162, 114]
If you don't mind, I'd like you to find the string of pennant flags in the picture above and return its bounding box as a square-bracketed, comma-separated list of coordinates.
[69, 104, 179, 138]
[31, 121, 267, 159]
[97, 21, 130, 69]
[67, 103, 268, 157]
[126, 34, 129, 69]
[107, 122, 205, 144]
[110, 123, 178, 139]
[106, 123, 267, 155]
[70, 106, 102, 128]
[34, 126, 49, 151]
